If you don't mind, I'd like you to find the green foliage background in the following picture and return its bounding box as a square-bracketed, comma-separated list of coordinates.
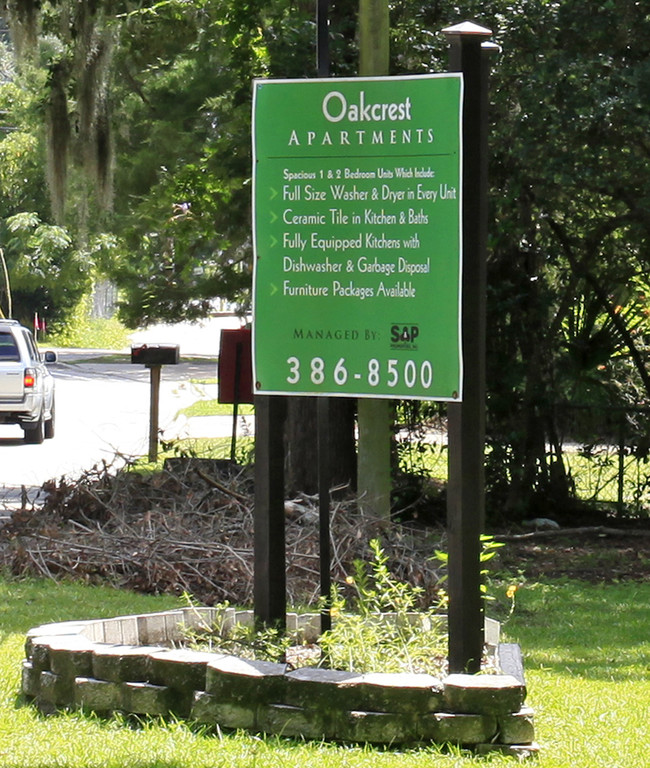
[1, 0, 650, 517]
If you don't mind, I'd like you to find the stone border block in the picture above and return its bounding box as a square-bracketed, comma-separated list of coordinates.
[21, 609, 534, 752]
[29, 640, 52, 675]
[498, 642, 526, 685]
[217, 607, 237, 634]
[149, 649, 224, 717]
[443, 674, 525, 715]
[149, 649, 220, 689]
[206, 655, 287, 705]
[101, 616, 139, 645]
[75, 676, 123, 712]
[192, 691, 257, 730]
[38, 670, 69, 706]
[497, 706, 535, 744]
[258, 703, 332, 741]
[178, 607, 218, 634]
[26, 621, 88, 646]
[80, 620, 108, 643]
[136, 610, 183, 645]
[339, 709, 419, 744]
[48, 644, 96, 685]
[284, 667, 358, 709]
[234, 610, 254, 629]
[92, 644, 165, 683]
[420, 712, 498, 745]
[295, 613, 321, 643]
[122, 681, 170, 716]
[339, 672, 444, 714]
[21, 661, 39, 698]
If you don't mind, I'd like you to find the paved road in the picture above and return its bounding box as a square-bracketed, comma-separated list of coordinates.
[0, 349, 253, 509]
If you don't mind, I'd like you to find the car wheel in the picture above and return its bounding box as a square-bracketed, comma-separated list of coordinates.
[24, 415, 45, 444]
[44, 400, 55, 439]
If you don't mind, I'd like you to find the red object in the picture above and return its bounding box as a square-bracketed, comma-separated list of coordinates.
[218, 328, 254, 404]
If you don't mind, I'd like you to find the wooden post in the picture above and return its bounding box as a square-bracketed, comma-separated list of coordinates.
[318, 397, 332, 631]
[442, 21, 494, 674]
[317, 0, 330, 77]
[357, 0, 392, 521]
[317, 0, 332, 632]
[230, 340, 243, 461]
[359, 0, 389, 75]
[617, 413, 625, 514]
[147, 364, 162, 462]
[254, 395, 287, 629]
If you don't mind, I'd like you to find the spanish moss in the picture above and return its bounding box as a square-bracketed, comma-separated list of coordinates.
[5, 0, 114, 223]
[2, 0, 40, 60]
[45, 58, 69, 224]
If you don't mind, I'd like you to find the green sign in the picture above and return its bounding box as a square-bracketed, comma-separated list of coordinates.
[252, 74, 463, 401]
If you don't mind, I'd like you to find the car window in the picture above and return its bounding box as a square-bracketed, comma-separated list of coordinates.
[22, 330, 40, 362]
[0, 331, 20, 362]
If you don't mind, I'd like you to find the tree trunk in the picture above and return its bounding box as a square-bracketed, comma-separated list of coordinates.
[284, 397, 357, 497]
[356, 0, 391, 519]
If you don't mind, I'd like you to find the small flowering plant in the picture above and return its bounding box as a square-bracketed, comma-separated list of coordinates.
[318, 539, 448, 674]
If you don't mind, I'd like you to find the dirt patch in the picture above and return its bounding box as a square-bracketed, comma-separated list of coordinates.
[496, 531, 650, 582]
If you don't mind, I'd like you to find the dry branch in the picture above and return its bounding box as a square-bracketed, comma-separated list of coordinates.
[0, 459, 446, 607]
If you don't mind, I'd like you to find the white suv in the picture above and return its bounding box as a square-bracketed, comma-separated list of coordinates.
[0, 319, 56, 443]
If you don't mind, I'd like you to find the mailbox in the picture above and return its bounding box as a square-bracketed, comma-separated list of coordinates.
[131, 344, 180, 366]
[218, 328, 253, 404]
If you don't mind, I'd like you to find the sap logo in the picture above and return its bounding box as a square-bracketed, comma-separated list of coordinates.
[390, 324, 419, 346]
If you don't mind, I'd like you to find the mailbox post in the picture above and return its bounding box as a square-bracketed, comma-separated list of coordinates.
[131, 344, 180, 462]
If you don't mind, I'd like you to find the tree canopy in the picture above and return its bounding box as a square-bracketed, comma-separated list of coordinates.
[1, 0, 650, 517]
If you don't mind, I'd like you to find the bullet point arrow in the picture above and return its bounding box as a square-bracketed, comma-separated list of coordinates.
[270, 211, 278, 224]
[270, 235, 278, 248]
[270, 283, 278, 296]
[270, 187, 278, 200]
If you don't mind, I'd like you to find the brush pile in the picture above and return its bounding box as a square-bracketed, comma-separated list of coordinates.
[0, 458, 446, 606]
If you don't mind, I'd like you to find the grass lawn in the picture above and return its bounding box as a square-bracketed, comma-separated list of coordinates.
[178, 400, 254, 418]
[0, 575, 648, 767]
[503, 580, 650, 767]
[134, 437, 255, 471]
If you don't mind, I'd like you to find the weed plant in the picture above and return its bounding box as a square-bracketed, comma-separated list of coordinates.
[183, 540, 449, 675]
[319, 539, 448, 674]
[182, 610, 296, 663]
